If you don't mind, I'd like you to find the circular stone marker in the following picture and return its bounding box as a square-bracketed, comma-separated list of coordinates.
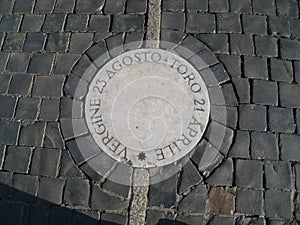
[84, 48, 210, 168]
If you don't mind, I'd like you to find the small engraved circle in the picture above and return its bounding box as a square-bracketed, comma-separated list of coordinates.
[84, 49, 210, 168]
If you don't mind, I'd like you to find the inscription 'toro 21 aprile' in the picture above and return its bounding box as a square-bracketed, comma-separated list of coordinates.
[84, 49, 210, 168]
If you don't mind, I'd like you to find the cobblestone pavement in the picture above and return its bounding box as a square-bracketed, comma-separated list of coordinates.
[0, 0, 300, 224]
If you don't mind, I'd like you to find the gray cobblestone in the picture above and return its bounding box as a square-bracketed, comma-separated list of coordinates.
[294, 61, 300, 83]
[39, 99, 59, 121]
[206, 158, 233, 186]
[297, 109, 300, 134]
[88, 15, 110, 32]
[276, 0, 298, 17]
[162, 12, 185, 32]
[0, 15, 22, 32]
[235, 159, 262, 189]
[42, 14, 65, 32]
[179, 184, 207, 213]
[252, 0, 275, 15]
[268, 17, 291, 37]
[103, 0, 125, 14]
[229, 0, 251, 13]
[0, 0, 14, 14]
[64, 178, 89, 206]
[14, 0, 33, 13]
[23, 33, 46, 52]
[265, 161, 292, 189]
[252, 79, 278, 105]
[217, 14, 241, 33]
[0, 52, 8, 72]
[280, 134, 300, 161]
[218, 55, 241, 77]
[0, 171, 13, 199]
[19, 122, 45, 146]
[106, 33, 124, 53]
[291, 19, 300, 39]
[251, 132, 278, 160]
[44, 122, 64, 148]
[112, 15, 144, 32]
[236, 188, 262, 215]
[75, 0, 104, 13]
[38, 177, 64, 204]
[0, 120, 19, 145]
[295, 164, 300, 190]
[268, 107, 295, 133]
[60, 97, 82, 119]
[270, 59, 293, 82]
[229, 130, 250, 158]
[8, 74, 31, 96]
[186, 0, 207, 11]
[231, 77, 250, 103]
[15, 97, 39, 120]
[230, 34, 254, 55]
[48, 206, 72, 225]
[0, 95, 16, 118]
[46, 33, 70, 52]
[33, 76, 64, 97]
[162, 0, 184, 11]
[59, 150, 82, 177]
[4, 146, 31, 173]
[209, 0, 229, 13]
[239, 104, 267, 131]
[244, 56, 268, 79]
[280, 39, 300, 60]
[0, 75, 10, 94]
[13, 174, 38, 202]
[265, 190, 291, 218]
[243, 15, 267, 35]
[54, 53, 81, 75]
[72, 210, 99, 225]
[54, 0, 75, 13]
[208, 216, 234, 225]
[28, 53, 54, 75]
[254, 35, 278, 57]
[34, 0, 55, 13]
[7, 53, 30, 73]
[196, 34, 228, 54]
[69, 33, 93, 54]
[125, 32, 143, 47]
[65, 15, 88, 32]
[177, 215, 204, 225]
[21, 15, 44, 32]
[3, 33, 26, 51]
[236, 216, 264, 225]
[186, 13, 215, 33]
[279, 83, 300, 107]
[101, 213, 127, 225]
[179, 161, 202, 193]
[126, 0, 147, 13]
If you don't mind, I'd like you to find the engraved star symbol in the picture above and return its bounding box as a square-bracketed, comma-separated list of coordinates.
[137, 152, 147, 161]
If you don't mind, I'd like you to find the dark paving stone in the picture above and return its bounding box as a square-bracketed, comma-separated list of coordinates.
[4, 146, 31, 173]
[252, 0, 275, 15]
[46, 33, 70, 52]
[179, 184, 207, 213]
[0, 15, 22, 32]
[49, 206, 72, 225]
[254, 35, 278, 57]
[270, 59, 293, 82]
[72, 210, 99, 225]
[268, 107, 295, 133]
[65, 14, 88, 32]
[69, 33, 93, 53]
[60, 97, 82, 119]
[13, 0, 33, 13]
[28, 53, 54, 74]
[102, 179, 130, 198]
[19, 122, 45, 146]
[71, 54, 96, 78]
[63, 75, 81, 97]
[0, 52, 9, 72]
[208, 216, 234, 225]
[268, 17, 291, 37]
[149, 175, 177, 208]
[54, 53, 80, 74]
[21, 15, 44, 32]
[279, 83, 300, 107]
[3, 33, 26, 51]
[126, 0, 147, 13]
[295, 164, 300, 191]
[265, 190, 291, 218]
[276, 0, 298, 17]
[91, 184, 128, 210]
[209, 0, 229, 13]
[54, 0, 75, 13]
[280, 134, 300, 161]
[105, 33, 124, 53]
[33, 76, 64, 97]
[0, 95, 16, 118]
[236, 216, 265, 225]
[38, 177, 64, 204]
[39, 98, 60, 121]
[44, 122, 64, 148]
[218, 55, 241, 77]
[12, 174, 38, 202]
[59, 150, 82, 177]
[235, 159, 262, 189]
[265, 161, 292, 189]
[243, 15, 267, 35]
[146, 211, 175, 225]
[34, 0, 55, 13]
[22, 204, 50, 225]
[186, 0, 207, 11]
[112, 14, 144, 32]
[8, 73, 32, 94]
[162, 0, 184, 11]
[239, 105, 267, 131]
[211, 105, 237, 129]
[229, 130, 250, 158]
[0, 200, 23, 225]
[294, 61, 300, 83]
[206, 158, 233, 186]
[236, 188, 262, 215]
[75, 0, 104, 13]
[161, 29, 185, 48]
[100, 213, 127, 225]
[0, 120, 20, 145]
[179, 160, 202, 193]
[229, 0, 251, 13]
[252, 79, 278, 105]
[176, 215, 203, 225]
[15, 97, 39, 120]
[31, 147, 60, 177]
[297, 109, 300, 134]
[42, 14, 65, 32]
[291, 18, 300, 39]
[230, 34, 254, 55]
[196, 34, 228, 54]
[23, 33, 46, 52]
[217, 13, 241, 33]
[6, 53, 30, 72]
[186, 13, 215, 33]
[244, 56, 268, 79]
[0, 75, 10, 94]
[251, 132, 278, 160]
[208, 186, 234, 215]
[88, 15, 110, 32]
[280, 39, 300, 60]
[86, 41, 108, 63]
[0, 171, 13, 199]
[64, 178, 90, 206]
[0, 0, 14, 14]
[104, 0, 125, 13]
[231, 77, 250, 103]
[162, 12, 185, 32]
